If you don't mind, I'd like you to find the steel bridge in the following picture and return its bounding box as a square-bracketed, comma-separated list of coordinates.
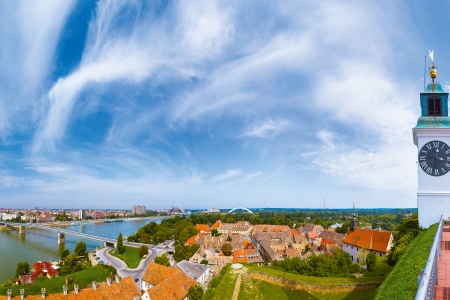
[1, 222, 117, 245]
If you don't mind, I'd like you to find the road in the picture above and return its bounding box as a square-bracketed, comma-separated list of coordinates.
[95, 240, 175, 288]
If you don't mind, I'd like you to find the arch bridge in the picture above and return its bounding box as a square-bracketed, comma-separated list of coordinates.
[227, 207, 253, 214]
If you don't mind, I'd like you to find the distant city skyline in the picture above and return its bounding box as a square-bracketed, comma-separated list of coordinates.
[0, 2, 447, 209]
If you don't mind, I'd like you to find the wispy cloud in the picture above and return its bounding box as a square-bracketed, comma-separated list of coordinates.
[241, 120, 292, 139]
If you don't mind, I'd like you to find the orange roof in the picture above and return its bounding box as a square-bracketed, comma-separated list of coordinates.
[320, 237, 336, 247]
[307, 231, 318, 239]
[343, 228, 392, 253]
[141, 262, 177, 286]
[185, 235, 197, 245]
[141, 264, 196, 300]
[0, 276, 140, 300]
[291, 229, 300, 235]
[211, 220, 221, 229]
[195, 224, 211, 232]
[148, 270, 196, 300]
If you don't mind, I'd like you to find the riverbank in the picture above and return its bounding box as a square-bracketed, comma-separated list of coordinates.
[47, 215, 170, 227]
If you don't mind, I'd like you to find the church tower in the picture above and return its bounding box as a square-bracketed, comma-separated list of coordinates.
[349, 204, 358, 232]
[413, 54, 450, 228]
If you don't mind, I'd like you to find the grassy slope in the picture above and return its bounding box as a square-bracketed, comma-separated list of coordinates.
[203, 265, 237, 300]
[238, 277, 378, 300]
[0, 265, 111, 297]
[375, 223, 438, 300]
[246, 265, 385, 284]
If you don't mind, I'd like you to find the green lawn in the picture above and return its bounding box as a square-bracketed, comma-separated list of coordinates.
[109, 246, 142, 269]
[375, 223, 438, 300]
[0, 265, 111, 297]
[238, 278, 377, 300]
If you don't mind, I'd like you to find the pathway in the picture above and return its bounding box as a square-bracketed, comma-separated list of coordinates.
[435, 225, 450, 299]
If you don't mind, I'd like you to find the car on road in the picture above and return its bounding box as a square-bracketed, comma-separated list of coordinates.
[134, 278, 139, 282]
[99, 260, 104, 265]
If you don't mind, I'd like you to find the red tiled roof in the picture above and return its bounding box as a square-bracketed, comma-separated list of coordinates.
[141, 263, 196, 300]
[291, 229, 300, 236]
[307, 231, 318, 239]
[195, 224, 211, 232]
[31, 262, 58, 280]
[185, 235, 197, 245]
[343, 228, 392, 253]
[0, 276, 140, 300]
[320, 237, 336, 247]
[211, 220, 221, 229]
[141, 262, 177, 286]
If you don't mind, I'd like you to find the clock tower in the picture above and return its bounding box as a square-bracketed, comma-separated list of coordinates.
[413, 57, 450, 228]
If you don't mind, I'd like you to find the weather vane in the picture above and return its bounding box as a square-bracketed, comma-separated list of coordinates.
[429, 49, 437, 83]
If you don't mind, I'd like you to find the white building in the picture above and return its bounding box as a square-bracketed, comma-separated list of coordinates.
[176, 260, 211, 289]
[343, 228, 393, 264]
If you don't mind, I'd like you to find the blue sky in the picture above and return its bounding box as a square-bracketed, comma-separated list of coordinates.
[0, 1, 448, 209]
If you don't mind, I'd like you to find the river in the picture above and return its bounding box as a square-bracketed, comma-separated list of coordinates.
[0, 218, 163, 283]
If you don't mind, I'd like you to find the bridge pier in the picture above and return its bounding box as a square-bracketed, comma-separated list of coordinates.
[19, 226, 26, 234]
[58, 232, 65, 244]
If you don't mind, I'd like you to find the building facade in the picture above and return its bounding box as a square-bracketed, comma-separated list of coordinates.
[132, 205, 146, 215]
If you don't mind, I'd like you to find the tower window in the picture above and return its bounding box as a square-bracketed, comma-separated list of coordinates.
[428, 97, 442, 116]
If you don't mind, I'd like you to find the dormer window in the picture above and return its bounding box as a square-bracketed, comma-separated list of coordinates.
[428, 97, 442, 116]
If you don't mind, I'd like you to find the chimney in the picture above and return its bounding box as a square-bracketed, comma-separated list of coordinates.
[74, 284, 79, 294]
[63, 285, 68, 296]
[115, 274, 120, 283]
[7, 289, 12, 300]
[20, 289, 25, 300]
[107, 277, 112, 286]
[41, 288, 46, 299]
[92, 281, 97, 290]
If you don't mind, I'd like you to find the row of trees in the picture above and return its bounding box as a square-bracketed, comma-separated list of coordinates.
[127, 217, 199, 245]
[188, 209, 416, 231]
[271, 248, 361, 277]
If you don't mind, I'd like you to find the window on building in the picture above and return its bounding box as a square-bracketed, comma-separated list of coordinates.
[428, 97, 442, 116]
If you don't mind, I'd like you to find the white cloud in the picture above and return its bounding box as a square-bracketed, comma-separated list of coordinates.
[0, 1, 76, 139]
[241, 120, 292, 139]
[211, 169, 242, 182]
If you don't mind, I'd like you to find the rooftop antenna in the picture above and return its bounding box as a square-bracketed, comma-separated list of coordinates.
[424, 55, 426, 91]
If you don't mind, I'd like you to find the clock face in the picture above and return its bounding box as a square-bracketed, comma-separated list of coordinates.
[419, 140, 450, 176]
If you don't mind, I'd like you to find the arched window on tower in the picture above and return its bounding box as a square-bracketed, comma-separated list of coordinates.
[428, 97, 442, 116]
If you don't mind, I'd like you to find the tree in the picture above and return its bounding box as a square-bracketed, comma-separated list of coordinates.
[138, 245, 149, 258]
[61, 249, 70, 260]
[117, 233, 125, 254]
[15, 261, 30, 278]
[188, 284, 204, 300]
[356, 248, 369, 268]
[335, 222, 350, 234]
[221, 243, 233, 256]
[60, 254, 80, 276]
[200, 259, 208, 265]
[211, 228, 220, 236]
[366, 251, 377, 272]
[154, 253, 170, 267]
[74, 241, 86, 257]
